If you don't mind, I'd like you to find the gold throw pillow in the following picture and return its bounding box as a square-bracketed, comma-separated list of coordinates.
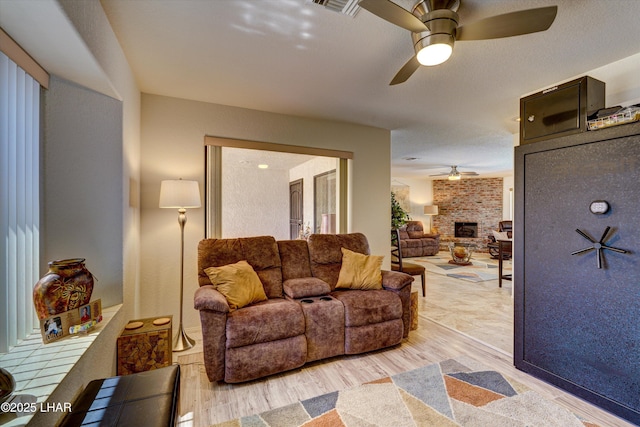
[335, 248, 383, 290]
[204, 260, 267, 310]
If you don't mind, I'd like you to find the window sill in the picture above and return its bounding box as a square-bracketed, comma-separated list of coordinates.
[0, 304, 122, 427]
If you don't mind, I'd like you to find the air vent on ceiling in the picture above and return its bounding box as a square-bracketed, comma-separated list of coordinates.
[309, 0, 360, 17]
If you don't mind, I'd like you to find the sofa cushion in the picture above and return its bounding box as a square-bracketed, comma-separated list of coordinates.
[308, 233, 370, 289]
[402, 239, 422, 249]
[405, 221, 424, 234]
[331, 289, 402, 328]
[335, 248, 383, 290]
[204, 261, 268, 310]
[225, 335, 306, 383]
[344, 320, 404, 355]
[198, 236, 283, 298]
[225, 299, 305, 348]
[283, 277, 331, 299]
[277, 240, 313, 280]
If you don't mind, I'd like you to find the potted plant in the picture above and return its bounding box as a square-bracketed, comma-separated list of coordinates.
[391, 191, 411, 229]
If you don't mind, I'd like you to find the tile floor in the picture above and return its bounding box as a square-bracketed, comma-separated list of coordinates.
[414, 251, 513, 354]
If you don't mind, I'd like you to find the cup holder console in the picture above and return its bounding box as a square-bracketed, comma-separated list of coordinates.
[298, 296, 333, 304]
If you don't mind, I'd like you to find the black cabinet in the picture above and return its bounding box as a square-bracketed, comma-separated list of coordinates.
[519, 76, 605, 144]
[515, 121, 640, 424]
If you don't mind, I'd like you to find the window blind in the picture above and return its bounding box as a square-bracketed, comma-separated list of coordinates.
[0, 51, 40, 353]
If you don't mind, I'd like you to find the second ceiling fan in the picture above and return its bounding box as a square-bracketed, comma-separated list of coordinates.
[430, 165, 478, 180]
[358, 0, 558, 85]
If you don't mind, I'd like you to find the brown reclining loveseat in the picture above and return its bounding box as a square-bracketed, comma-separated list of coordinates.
[398, 221, 440, 257]
[194, 233, 413, 383]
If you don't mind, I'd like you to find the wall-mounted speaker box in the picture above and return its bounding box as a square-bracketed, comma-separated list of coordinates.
[519, 76, 605, 145]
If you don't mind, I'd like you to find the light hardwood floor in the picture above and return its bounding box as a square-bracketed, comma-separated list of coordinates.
[176, 254, 635, 427]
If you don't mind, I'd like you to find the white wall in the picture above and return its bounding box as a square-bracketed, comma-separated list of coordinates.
[43, 76, 124, 306]
[140, 94, 391, 328]
[391, 177, 435, 232]
[521, 52, 640, 108]
[56, 0, 141, 320]
[503, 175, 514, 221]
[221, 156, 290, 239]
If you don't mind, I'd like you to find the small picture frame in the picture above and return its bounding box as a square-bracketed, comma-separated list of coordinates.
[39, 299, 103, 344]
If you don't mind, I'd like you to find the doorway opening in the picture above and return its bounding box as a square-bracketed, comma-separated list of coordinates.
[289, 179, 303, 239]
[204, 137, 352, 239]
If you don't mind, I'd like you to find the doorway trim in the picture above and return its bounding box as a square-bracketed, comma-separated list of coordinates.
[204, 136, 353, 238]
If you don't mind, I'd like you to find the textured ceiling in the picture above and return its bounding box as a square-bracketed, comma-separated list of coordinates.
[99, 0, 640, 177]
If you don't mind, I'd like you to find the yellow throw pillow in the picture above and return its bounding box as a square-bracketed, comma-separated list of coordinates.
[335, 248, 383, 290]
[204, 260, 267, 310]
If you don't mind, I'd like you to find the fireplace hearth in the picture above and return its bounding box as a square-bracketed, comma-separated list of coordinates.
[455, 222, 478, 238]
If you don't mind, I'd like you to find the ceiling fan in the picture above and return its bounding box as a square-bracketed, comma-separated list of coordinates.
[429, 165, 478, 180]
[358, 0, 558, 85]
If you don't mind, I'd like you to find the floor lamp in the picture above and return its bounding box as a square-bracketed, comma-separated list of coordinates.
[159, 179, 201, 352]
[423, 205, 439, 233]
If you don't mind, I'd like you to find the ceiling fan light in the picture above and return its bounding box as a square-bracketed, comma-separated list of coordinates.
[417, 43, 452, 66]
[414, 32, 454, 66]
[448, 173, 461, 180]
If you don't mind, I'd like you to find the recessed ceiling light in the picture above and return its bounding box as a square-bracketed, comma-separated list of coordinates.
[402, 157, 419, 161]
[258, 164, 269, 169]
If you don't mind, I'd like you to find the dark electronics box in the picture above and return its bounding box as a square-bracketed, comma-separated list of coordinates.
[519, 76, 605, 145]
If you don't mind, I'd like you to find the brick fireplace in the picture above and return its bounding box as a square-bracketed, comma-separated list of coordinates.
[432, 178, 503, 252]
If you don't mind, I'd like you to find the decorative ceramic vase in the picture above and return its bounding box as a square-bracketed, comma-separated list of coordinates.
[33, 258, 94, 320]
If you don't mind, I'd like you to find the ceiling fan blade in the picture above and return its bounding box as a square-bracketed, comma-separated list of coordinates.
[358, 0, 428, 33]
[460, 172, 479, 175]
[456, 6, 557, 41]
[390, 55, 420, 85]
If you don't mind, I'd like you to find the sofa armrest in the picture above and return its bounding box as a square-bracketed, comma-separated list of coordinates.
[381, 270, 413, 338]
[423, 233, 440, 241]
[381, 270, 413, 291]
[194, 286, 228, 382]
[283, 277, 331, 299]
[194, 285, 230, 313]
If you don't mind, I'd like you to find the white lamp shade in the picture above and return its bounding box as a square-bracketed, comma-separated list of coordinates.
[159, 179, 201, 208]
[423, 205, 439, 215]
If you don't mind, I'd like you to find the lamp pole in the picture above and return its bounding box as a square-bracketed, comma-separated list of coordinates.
[159, 178, 200, 352]
[174, 207, 195, 351]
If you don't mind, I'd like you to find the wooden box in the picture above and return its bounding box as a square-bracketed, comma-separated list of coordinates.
[117, 316, 172, 375]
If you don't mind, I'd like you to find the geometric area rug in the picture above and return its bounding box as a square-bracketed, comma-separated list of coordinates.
[411, 255, 509, 283]
[210, 356, 599, 427]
